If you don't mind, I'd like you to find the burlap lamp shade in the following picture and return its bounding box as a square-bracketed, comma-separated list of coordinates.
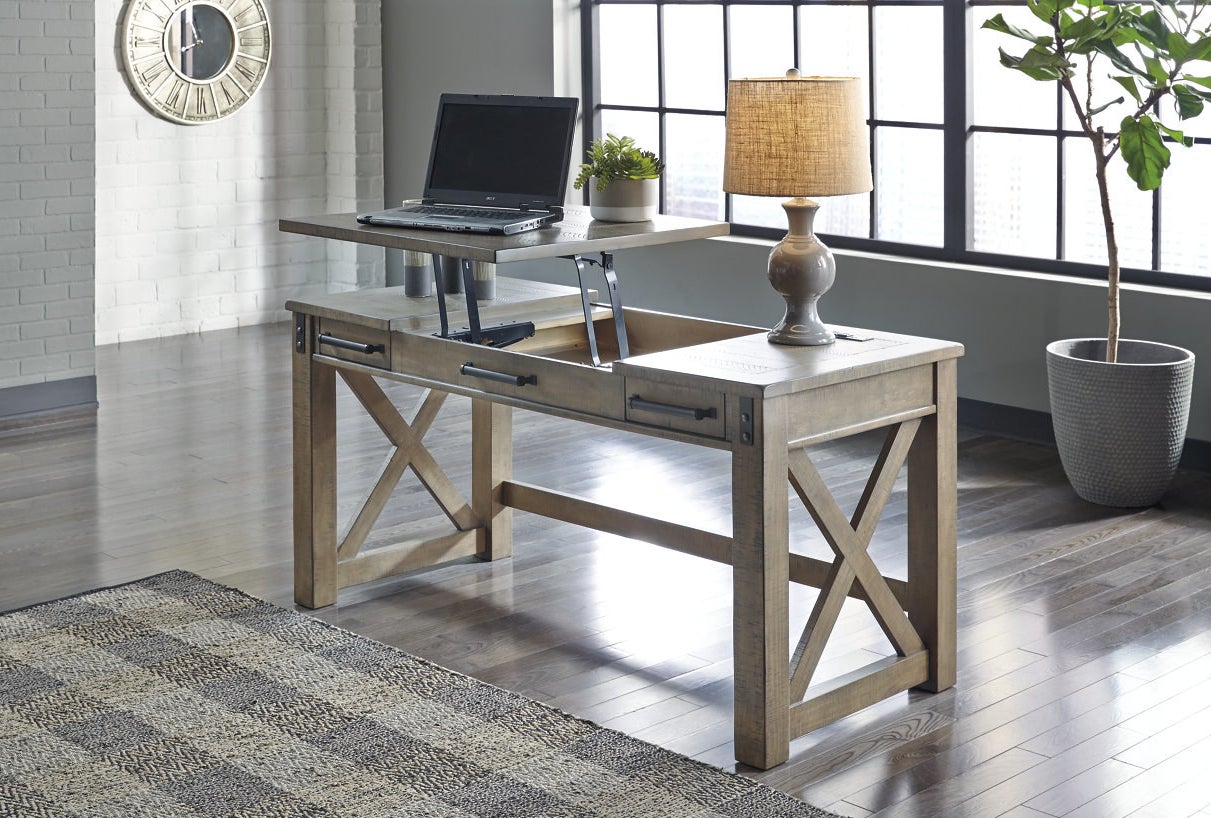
[723, 71, 872, 345]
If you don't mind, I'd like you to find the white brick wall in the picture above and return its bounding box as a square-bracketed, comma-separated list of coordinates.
[0, 0, 96, 391]
[94, 0, 384, 344]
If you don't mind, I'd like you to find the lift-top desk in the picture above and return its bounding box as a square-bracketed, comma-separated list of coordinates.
[281, 208, 962, 769]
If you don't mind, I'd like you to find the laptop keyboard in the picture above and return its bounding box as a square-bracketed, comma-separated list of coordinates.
[410, 205, 523, 220]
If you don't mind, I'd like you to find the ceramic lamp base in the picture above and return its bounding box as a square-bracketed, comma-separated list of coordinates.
[766, 198, 836, 346]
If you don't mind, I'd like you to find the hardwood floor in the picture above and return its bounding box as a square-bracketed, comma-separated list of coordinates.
[3, 321, 1211, 817]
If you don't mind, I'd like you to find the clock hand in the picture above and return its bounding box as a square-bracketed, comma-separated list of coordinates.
[182, 38, 204, 52]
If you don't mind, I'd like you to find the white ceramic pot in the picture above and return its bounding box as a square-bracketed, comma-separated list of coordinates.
[1046, 338, 1195, 507]
[588, 177, 659, 222]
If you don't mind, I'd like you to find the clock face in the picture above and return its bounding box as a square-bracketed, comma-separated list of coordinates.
[122, 0, 271, 125]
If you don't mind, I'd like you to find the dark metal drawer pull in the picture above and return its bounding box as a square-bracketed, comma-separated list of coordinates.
[460, 362, 537, 387]
[629, 395, 717, 421]
[318, 333, 384, 355]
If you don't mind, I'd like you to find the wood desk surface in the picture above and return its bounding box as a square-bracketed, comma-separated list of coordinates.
[278, 207, 729, 263]
[287, 277, 964, 402]
[617, 328, 964, 398]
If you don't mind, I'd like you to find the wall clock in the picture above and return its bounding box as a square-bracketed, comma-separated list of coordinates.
[121, 0, 272, 125]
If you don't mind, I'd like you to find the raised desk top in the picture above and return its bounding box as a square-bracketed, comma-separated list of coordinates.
[278, 206, 730, 263]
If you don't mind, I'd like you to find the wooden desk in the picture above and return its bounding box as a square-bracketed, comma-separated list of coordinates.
[283, 212, 963, 770]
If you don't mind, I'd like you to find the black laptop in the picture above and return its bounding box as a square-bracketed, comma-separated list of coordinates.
[357, 93, 579, 235]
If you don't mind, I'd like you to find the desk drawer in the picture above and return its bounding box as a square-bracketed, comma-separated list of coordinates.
[624, 378, 726, 439]
[396, 332, 624, 420]
[316, 318, 391, 369]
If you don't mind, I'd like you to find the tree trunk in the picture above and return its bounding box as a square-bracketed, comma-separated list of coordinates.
[1092, 132, 1120, 363]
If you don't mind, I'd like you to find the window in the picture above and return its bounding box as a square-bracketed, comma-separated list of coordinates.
[582, 0, 1211, 291]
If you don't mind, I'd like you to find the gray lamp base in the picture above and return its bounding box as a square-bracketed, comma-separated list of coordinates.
[767, 198, 836, 346]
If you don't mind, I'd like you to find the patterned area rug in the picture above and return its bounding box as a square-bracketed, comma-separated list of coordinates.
[0, 571, 842, 817]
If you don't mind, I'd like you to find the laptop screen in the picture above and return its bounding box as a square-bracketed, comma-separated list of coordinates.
[424, 94, 579, 210]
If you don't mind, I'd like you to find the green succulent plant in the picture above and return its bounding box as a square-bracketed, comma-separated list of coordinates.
[573, 133, 665, 191]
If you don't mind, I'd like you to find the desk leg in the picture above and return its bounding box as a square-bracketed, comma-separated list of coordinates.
[907, 358, 958, 692]
[731, 396, 791, 770]
[472, 399, 513, 560]
[293, 315, 338, 609]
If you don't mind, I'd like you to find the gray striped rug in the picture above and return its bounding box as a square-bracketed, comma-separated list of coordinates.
[0, 571, 841, 817]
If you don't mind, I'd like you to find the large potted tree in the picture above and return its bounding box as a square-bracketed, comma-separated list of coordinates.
[985, 0, 1208, 506]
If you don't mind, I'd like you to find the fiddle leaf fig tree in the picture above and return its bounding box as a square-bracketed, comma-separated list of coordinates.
[984, 0, 1211, 362]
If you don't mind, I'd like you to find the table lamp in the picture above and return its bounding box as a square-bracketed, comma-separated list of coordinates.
[723, 70, 872, 345]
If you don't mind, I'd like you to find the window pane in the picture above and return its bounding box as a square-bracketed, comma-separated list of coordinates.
[729, 5, 794, 80]
[664, 5, 724, 111]
[971, 6, 1056, 130]
[1062, 138, 1152, 269]
[972, 132, 1057, 257]
[814, 192, 871, 239]
[599, 4, 657, 107]
[599, 110, 660, 158]
[1160, 145, 1211, 277]
[731, 192, 869, 238]
[731, 195, 785, 231]
[875, 127, 943, 245]
[800, 6, 868, 77]
[665, 113, 725, 220]
[874, 7, 943, 123]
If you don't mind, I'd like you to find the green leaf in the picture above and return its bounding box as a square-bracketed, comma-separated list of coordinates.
[983, 14, 1050, 44]
[1059, 9, 1107, 39]
[1134, 9, 1171, 49]
[1156, 121, 1195, 145]
[1109, 21, 1144, 49]
[1166, 31, 1191, 62]
[999, 45, 1073, 80]
[1096, 41, 1152, 78]
[1140, 51, 1170, 84]
[1089, 95, 1126, 116]
[1181, 74, 1211, 88]
[1027, 0, 1061, 24]
[1113, 74, 1145, 103]
[1178, 82, 1211, 101]
[1173, 84, 1206, 117]
[1028, 0, 1079, 24]
[1185, 35, 1211, 62]
[1119, 115, 1171, 190]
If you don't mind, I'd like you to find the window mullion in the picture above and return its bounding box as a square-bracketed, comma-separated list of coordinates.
[867, 3, 878, 240]
[943, 0, 970, 254]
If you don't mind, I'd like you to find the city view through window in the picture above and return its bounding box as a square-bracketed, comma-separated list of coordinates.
[588, 1, 1211, 286]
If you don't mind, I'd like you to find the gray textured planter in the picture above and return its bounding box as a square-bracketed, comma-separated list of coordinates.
[1047, 338, 1195, 507]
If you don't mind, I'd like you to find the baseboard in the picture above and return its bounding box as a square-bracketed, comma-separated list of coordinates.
[958, 397, 1211, 475]
[0, 377, 98, 432]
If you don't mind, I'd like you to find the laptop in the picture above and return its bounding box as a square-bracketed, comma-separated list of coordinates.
[357, 93, 579, 235]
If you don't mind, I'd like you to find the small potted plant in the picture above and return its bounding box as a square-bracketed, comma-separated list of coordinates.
[985, 0, 1209, 506]
[573, 133, 664, 222]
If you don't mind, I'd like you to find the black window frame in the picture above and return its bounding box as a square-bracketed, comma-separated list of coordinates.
[579, 0, 1211, 294]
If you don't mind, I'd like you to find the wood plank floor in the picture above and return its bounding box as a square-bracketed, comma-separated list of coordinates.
[3, 321, 1211, 817]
